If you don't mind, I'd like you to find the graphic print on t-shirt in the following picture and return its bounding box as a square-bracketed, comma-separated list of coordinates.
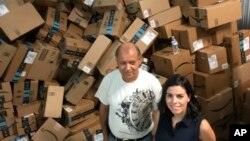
[115, 88, 155, 132]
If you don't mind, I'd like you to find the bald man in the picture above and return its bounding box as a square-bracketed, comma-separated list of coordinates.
[95, 43, 162, 141]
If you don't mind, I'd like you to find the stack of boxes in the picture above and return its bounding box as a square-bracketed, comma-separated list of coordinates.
[0, 0, 249, 140]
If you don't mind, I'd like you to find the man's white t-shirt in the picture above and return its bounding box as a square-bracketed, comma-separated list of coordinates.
[95, 69, 162, 139]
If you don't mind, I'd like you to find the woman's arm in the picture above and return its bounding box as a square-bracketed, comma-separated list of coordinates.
[199, 119, 216, 141]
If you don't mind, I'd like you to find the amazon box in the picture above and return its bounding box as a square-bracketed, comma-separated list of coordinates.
[189, 0, 242, 29]
[92, 0, 124, 14]
[151, 47, 193, 77]
[65, 71, 95, 105]
[44, 86, 64, 118]
[196, 46, 228, 74]
[32, 118, 69, 141]
[0, 42, 16, 78]
[120, 17, 158, 54]
[197, 87, 234, 123]
[78, 35, 111, 75]
[138, 0, 170, 19]
[15, 113, 37, 136]
[194, 69, 231, 98]
[0, 3, 44, 41]
[62, 99, 95, 127]
[0, 82, 12, 103]
[156, 19, 182, 39]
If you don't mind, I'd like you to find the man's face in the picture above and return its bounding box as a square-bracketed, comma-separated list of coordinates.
[116, 48, 141, 83]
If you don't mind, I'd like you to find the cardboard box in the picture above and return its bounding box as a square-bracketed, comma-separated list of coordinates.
[16, 100, 41, 118]
[83, 22, 101, 42]
[15, 113, 37, 136]
[198, 87, 234, 123]
[78, 35, 111, 74]
[65, 71, 95, 105]
[172, 24, 211, 53]
[68, 5, 92, 29]
[0, 82, 12, 103]
[62, 99, 95, 127]
[156, 19, 182, 39]
[62, 37, 91, 60]
[99, 9, 128, 39]
[65, 23, 84, 39]
[0, 102, 14, 114]
[44, 86, 64, 118]
[92, 0, 124, 14]
[32, 118, 69, 141]
[209, 21, 238, 45]
[124, 0, 140, 15]
[147, 6, 182, 28]
[2, 41, 34, 82]
[120, 17, 158, 54]
[44, 7, 68, 33]
[138, 0, 170, 19]
[39, 80, 60, 100]
[151, 47, 193, 77]
[0, 3, 44, 41]
[0, 42, 16, 78]
[36, 26, 63, 47]
[13, 80, 39, 106]
[194, 69, 231, 98]
[97, 40, 121, 75]
[151, 73, 167, 86]
[196, 46, 228, 74]
[189, 0, 242, 29]
[84, 87, 100, 107]
[224, 29, 250, 68]
[27, 40, 61, 81]
[0, 124, 16, 140]
[67, 111, 100, 135]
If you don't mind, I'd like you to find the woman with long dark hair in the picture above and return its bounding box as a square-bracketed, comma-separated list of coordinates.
[154, 74, 215, 141]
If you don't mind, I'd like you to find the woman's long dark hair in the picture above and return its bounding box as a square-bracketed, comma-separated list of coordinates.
[158, 74, 201, 120]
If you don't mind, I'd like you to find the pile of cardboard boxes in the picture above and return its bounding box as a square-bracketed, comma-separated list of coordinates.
[0, 0, 250, 140]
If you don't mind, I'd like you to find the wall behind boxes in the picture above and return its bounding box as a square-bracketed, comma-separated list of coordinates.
[0, 0, 250, 141]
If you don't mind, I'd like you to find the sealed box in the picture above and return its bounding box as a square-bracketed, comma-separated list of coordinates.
[44, 86, 64, 118]
[172, 24, 211, 53]
[194, 69, 231, 98]
[83, 22, 101, 42]
[99, 9, 128, 39]
[16, 100, 41, 118]
[65, 71, 95, 105]
[62, 99, 95, 127]
[198, 87, 234, 123]
[151, 47, 193, 77]
[15, 113, 37, 136]
[0, 3, 44, 41]
[156, 19, 182, 39]
[13, 80, 38, 105]
[139, 0, 170, 19]
[0, 82, 12, 103]
[32, 118, 69, 141]
[65, 23, 84, 39]
[196, 46, 228, 74]
[120, 17, 158, 54]
[68, 6, 92, 29]
[36, 26, 63, 47]
[148, 6, 182, 28]
[92, 0, 124, 14]
[97, 40, 122, 76]
[78, 35, 111, 74]
[224, 29, 250, 68]
[0, 42, 16, 78]
[27, 40, 61, 81]
[189, 0, 242, 29]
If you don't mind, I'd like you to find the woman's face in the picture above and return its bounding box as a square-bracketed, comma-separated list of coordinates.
[166, 85, 190, 116]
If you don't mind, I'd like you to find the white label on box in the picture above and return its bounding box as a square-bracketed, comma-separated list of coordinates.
[84, 0, 94, 6]
[83, 66, 91, 74]
[243, 37, 249, 51]
[0, 4, 9, 16]
[222, 63, 229, 70]
[24, 51, 37, 64]
[149, 20, 156, 28]
[143, 10, 149, 18]
[141, 31, 156, 46]
[234, 80, 239, 88]
[246, 55, 250, 61]
[208, 54, 218, 70]
[193, 39, 204, 51]
[54, 123, 62, 131]
[94, 133, 104, 141]
[21, 71, 26, 77]
[24, 113, 34, 118]
[17, 137, 29, 141]
[64, 107, 72, 113]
